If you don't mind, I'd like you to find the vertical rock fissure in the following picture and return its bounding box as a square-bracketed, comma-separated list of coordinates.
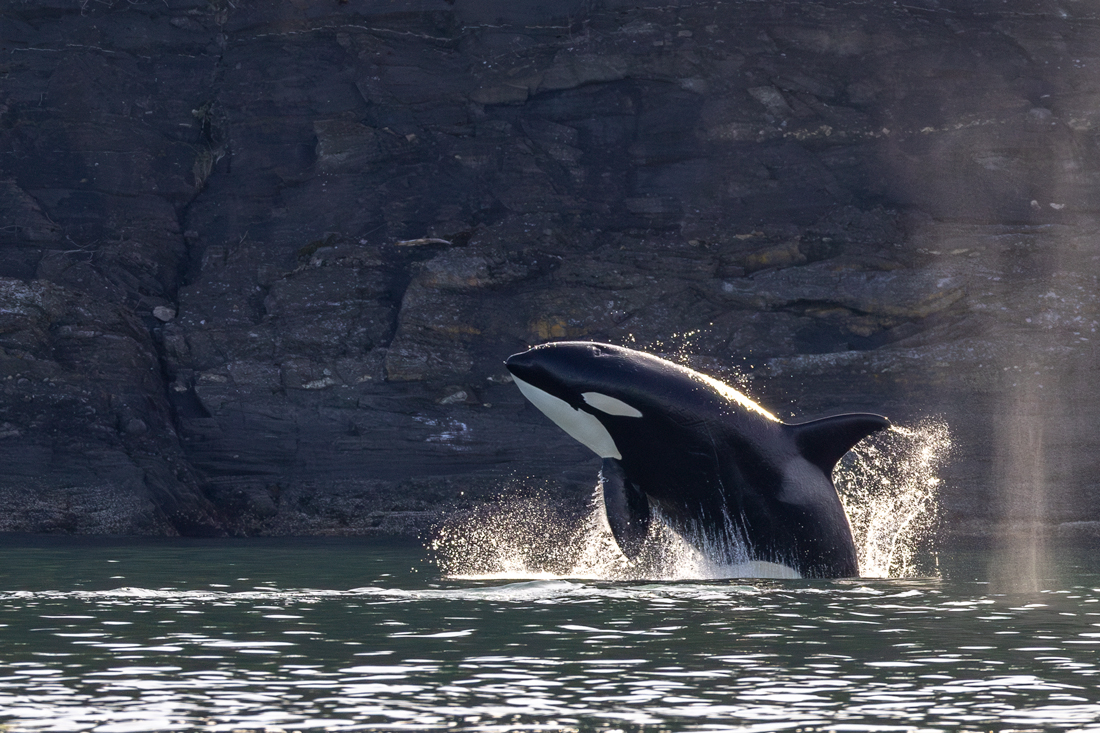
[144, 1, 237, 535]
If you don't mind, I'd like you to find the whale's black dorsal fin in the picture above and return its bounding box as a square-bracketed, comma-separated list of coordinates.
[600, 458, 651, 560]
[787, 413, 890, 475]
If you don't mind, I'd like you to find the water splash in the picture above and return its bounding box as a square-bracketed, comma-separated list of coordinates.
[431, 420, 950, 581]
[835, 418, 952, 578]
[430, 492, 795, 581]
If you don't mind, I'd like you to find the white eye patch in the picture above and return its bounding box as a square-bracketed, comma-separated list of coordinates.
[513, 377, 623, 459]
[582, 392, 643, 418]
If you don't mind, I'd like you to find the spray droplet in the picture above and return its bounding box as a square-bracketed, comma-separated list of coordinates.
[431, 420, 950, 581]
[835, 418, 951, 578]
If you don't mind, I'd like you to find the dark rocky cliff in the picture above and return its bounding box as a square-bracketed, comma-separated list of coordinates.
[2, 0, 1099, 540]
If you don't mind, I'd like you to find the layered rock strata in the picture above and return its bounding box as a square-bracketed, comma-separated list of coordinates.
[1, 1, 1099, 539]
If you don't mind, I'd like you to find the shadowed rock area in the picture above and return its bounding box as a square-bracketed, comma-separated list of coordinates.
[2, 0, 1099, 544]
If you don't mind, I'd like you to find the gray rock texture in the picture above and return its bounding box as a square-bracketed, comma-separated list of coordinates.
[2, 0, 1100, 541]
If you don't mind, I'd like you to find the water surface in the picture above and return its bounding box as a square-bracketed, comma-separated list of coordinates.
[1, 536, 1099, 731]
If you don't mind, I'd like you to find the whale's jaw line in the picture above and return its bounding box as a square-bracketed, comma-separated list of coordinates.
[511, 375, 622, 460]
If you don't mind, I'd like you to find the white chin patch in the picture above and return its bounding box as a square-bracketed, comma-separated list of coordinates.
[513, 377, 622, 459]
[582, 392, 643, 418]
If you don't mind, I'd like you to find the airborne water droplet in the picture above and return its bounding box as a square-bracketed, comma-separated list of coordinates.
[835, 418, 951, 578]
[430, 419, 949, 580]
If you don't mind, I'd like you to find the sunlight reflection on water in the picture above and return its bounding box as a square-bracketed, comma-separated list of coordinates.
[1, 538, 1100, 732]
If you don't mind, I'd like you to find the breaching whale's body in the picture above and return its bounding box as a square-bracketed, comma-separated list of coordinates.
[504, 341, 889, 578]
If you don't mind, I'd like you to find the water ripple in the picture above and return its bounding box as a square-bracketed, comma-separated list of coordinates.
[2, 540, 1100, 731]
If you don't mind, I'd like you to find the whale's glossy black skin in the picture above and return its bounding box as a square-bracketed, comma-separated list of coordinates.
[505, 341, 889, 578]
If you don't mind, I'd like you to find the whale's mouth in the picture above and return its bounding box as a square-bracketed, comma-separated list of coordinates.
[510, 375, 623, 460]
[504, 350, 550, 393]
[502, 349, 530, 373]
[504, 342, 621, 397]
[504, 348, 583, 412]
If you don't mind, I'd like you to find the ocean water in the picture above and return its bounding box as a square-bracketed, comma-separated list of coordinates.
[3, 422, 1097, 732]
[1, 535, 1100, 732]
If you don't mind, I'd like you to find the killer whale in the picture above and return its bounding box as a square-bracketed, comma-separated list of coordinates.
[504, 341, 889, 578]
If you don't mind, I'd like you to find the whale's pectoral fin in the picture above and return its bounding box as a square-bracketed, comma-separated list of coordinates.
[787, 413, 891, 474]
[600, 458, 651, 560]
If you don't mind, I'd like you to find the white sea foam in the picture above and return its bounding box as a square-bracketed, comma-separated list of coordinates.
[431, 419, 950, 580]
[836, 418, 951, 578]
